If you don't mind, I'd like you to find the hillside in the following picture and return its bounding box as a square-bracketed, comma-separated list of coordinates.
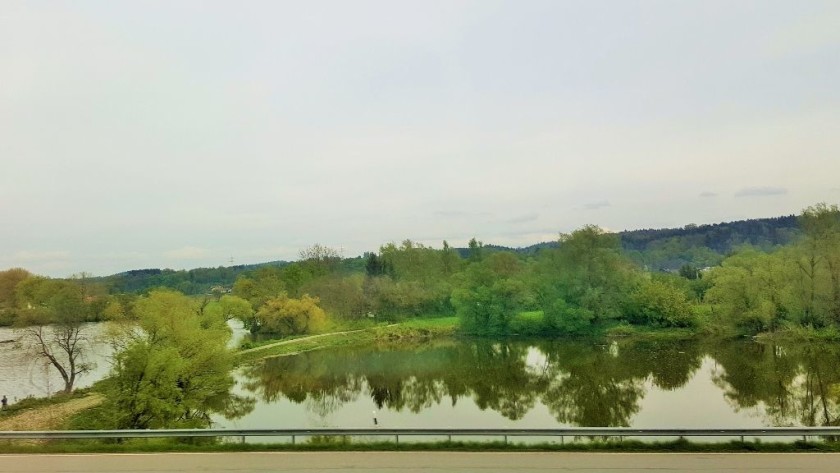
[95, 214, 802, 294]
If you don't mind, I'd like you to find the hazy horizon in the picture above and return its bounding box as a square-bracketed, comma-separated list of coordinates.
[2, 1, 839, 277]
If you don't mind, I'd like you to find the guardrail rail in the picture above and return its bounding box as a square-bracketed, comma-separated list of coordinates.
[2, 427, 840, 444]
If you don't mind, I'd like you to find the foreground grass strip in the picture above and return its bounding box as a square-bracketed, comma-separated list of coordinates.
[1, 439, 840, 454]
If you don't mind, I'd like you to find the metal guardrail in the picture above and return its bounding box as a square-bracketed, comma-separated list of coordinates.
[2, 427, 840, 443]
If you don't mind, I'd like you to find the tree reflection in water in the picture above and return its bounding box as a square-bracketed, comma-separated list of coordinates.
[240, 338, 840, 427]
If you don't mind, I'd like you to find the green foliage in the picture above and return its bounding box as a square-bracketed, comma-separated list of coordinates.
[468, 237, 484, 262]
[100, 289, 250, 429]
[703, 204, 840, 335]
[541, 296, 595, 334]
[204, 295, 253, 326]
[301, 274, 366, 319]
[452, 252, 528, 335]
[534, 225, 639, 334]
[627, 279, 694, 328]
[794, 203, 840, 325]
[705, 247, 793, 334]
[232, 267, 286, 309]
[622, 215, 800, 271]
[0, 268, 31, 324]
[252, 294, 328, 336]
[12, 277, 103, 393]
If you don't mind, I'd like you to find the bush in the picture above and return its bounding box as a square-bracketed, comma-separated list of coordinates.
[626, 280, 694, 328]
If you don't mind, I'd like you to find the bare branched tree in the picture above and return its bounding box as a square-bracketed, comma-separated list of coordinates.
[16, 277, 94, 394]
[24, 323, 92, 394]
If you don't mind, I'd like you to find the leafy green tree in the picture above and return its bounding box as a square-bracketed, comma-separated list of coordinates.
[0, 268, 31, 325]
[298, 243, 342, 278]
[705, 247, 794, 333]
[794, 203, 840, 324]
[468, 237, 484, 262]
[441, 240, 461, 275]
[103, 289, 246, 429]
[205, 295, 253, 327]
[627, 279, 694, 327]
[534, 225, 638, 332]
[252, 294, 327, 336]
[452, 252, 528, 335]
[232, 267, 286, 309]
[303, 274, 367, 319]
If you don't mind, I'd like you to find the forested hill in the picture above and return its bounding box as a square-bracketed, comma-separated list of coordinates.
[617, 215, 800, 271]
[102, 260, 289, 294]
[620, 215, 799, 253]
[97, 214, 800, 294]
[506, 214, 800, 270]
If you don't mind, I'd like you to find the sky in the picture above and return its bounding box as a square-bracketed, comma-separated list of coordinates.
[1, 0, 839, 277]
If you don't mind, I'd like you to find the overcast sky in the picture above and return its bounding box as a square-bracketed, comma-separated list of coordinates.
[2, 0, 839, 277]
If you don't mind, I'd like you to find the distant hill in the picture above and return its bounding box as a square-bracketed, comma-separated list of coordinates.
[456, 215, 801, 270]
[97, 214, 802, 294]
[98, 260, 290, 295]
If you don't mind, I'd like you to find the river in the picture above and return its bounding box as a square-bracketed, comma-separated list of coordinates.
[3, 324, 838, 430]
[216, 338, 840, 430]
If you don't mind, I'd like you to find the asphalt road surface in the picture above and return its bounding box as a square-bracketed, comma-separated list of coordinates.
[2, 452, 840, 472]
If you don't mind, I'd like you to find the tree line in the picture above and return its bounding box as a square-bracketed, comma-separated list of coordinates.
[1, 203, 839, 431]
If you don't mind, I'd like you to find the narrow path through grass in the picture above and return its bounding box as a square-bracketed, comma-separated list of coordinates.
[0, 393, 103, 431]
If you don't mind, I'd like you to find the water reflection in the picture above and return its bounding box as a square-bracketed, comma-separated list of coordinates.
[235, 338, 840, 428]
[712, 342, 840, 427]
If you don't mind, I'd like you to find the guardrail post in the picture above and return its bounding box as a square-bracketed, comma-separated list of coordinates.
[560, 436, 564, 445]
[740, 435, 744, 443]
[292, 435, 295, 445]
[504, 435, 508, 444]
[395, 434, 399, 444]
[448, 435, 451, 442]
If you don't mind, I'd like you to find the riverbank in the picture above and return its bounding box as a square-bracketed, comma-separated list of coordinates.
[237, 317, 459, 363]
[0, 392, 103, 431]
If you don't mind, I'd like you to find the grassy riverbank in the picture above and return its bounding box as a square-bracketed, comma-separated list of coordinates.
[0, 391, 103, 431]
[237, 316, 459, 363]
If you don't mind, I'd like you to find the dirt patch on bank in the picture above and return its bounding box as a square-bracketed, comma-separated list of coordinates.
[0, 393, 103, 431]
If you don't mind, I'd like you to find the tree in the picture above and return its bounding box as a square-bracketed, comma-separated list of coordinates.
[795, 203, 840, 324]
[627, 279, 694, 327]
[441, 240, 461, 275]
[534, 225, 638, 332]
[205, 295, 253, 326]
[252, 294, 327, 336]
[15, 277, 93, 393]
[302, 274, 367, 319]
[0, 268, 30, 309]
[103, 289, 248, 429]
[0, 267, 31, 325]
[452, 252, 528, 335]
[705, 247, 794, 333]
[468, 237, 484, 262]
[299, 243, 342, 277]
[232, 267, 286, 309]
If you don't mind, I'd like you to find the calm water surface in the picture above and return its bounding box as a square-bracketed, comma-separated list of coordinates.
[3, 323, 838, 430]
[0, 320, 249, 402]
[216, 338, 840, 430]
